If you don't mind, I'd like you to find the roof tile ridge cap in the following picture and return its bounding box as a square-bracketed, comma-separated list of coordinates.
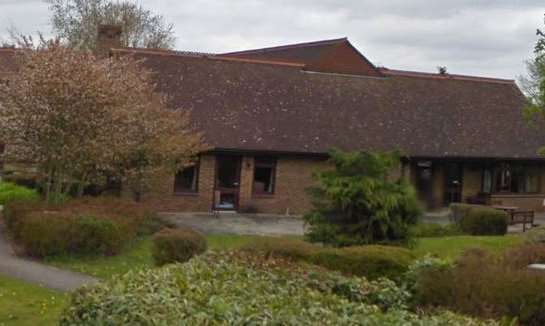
[380, 68, 515, 84]
[210, 56, 306, 67]
[111, 47, 210, 58]
[220, 37, 348, 56]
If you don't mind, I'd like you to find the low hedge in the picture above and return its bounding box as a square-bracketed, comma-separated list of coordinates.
[60, 252, 496, 325]
[152, 228, 207, 266]
[3, 197, 160, 257]
[409, 248, 545, 325]
[0, 182, 39, 206]
[18, 212, 131, 257]
[241, 238, 415, 280]
[460, 207, 508, 235]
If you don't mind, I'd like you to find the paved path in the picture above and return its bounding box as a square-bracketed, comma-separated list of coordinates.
[0, 225, 98, 292]
[161, 212, 305, 236]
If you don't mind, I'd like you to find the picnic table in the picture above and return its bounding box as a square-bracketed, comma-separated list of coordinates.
[492, 205, 535, 232]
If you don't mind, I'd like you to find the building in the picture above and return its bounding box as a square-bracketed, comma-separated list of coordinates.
[2, 26, 545, 214]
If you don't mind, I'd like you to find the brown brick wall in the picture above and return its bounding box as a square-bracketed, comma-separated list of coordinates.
[308, 42, 383, 77]
[239, 156, 329, 215]
[143, 154, 215, 212]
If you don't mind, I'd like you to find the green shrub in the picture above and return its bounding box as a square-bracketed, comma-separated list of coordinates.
[2, 200, 45, 239]
[525, 226, 545, 245]
[241, 239, 414, 280]
[411, 248, 545, 325]
[409, 223, 463, 238]
[60, 253, 496, 325]
[18, 212, 132, 257]
[503, 244, 545, 269]
[449, 203, 484, 224]
[304, 150, 421, 247]
[460, 207, 508, 235]
[152, 228, 207, 266]
[3, 197, 158, 258]
[240, 237, 319, 260]
[311, 245, 415, 280]
[404, 255, 455, 306]
[0, 182, 39, 206]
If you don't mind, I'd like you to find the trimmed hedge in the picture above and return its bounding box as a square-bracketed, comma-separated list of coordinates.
[312, 245, 415, 280]
[3, 197, 160, 257]
[0, 182, 39, 206]
[460, 207, 508, 235]
[152, 228, 207, 266]
[18, 212, 131, 257]
[241, 238, 415, 280]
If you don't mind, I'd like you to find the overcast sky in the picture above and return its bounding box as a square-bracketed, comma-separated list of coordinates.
[0, 0, 543, 79]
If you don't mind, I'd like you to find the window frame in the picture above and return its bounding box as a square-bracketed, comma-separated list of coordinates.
[484, 163, 541, 195]
[252, 157, 277, 196]
[173, 160, 200, 195]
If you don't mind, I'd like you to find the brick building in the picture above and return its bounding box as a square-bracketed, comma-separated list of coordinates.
[2, 26, 545, 214]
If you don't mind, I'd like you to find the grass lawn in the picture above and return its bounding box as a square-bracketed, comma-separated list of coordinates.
[413, 234, 524, 259]
[45, 234, 265, 279]
[0, 274, 66, 326]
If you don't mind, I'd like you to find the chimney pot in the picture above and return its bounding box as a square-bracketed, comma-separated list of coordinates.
[96, 24, 122, 58]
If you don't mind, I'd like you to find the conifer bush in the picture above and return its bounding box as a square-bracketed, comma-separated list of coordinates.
[304, 150, 421, 247]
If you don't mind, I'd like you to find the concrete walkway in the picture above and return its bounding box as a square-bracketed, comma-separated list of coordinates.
[0, 225, 98, 292]
[161, 212, 305, 236]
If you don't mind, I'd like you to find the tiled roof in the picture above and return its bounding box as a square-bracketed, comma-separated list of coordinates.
[1, 42, 541, 160]
[114, 48, 542, 159]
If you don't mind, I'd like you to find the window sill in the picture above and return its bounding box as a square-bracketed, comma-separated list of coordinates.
[490, 193, 542, 198]
[252, 193, 275, 199]
[173, 192, 199, 197]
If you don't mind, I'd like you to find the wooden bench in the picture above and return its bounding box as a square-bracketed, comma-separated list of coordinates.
[492, 206, 535, 232]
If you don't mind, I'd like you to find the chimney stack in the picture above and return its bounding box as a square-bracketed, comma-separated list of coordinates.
[96, 24, 122, 58]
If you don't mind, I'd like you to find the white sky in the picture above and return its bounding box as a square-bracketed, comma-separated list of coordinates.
[0, 0, 543, 79]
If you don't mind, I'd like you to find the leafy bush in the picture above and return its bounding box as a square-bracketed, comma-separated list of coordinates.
[311, 245, 415, 281]
[525, 226, 545, 245]
[0, 182, 39, 206]
[409, 223, 463, 238]
[449, 203, 484, 224]
[3, 197, 157, 257]
[239, 237, 319, 260]
[460, 207, 508, 235]
[18, 212, 131, 257]
[304, 150, 421, 247]
[410, 248, 545, 325]
[152, 228, 207, 266]
[503, 244, 545, 269]
[403, 255, 454, 306]
[241, 239, 414, 280]
[60, 252, 496, 325]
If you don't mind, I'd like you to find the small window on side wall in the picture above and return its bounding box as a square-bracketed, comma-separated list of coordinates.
[253, 157, 276, 195]
[174, 162, 199, 194]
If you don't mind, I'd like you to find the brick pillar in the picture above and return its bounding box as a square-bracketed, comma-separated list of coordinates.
[198, 154, 216, 211]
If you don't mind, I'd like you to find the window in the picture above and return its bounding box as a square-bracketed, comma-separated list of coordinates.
[174, 163, 199, 193]
[253, 157, 276, 195]
[489, 163, 540, 194]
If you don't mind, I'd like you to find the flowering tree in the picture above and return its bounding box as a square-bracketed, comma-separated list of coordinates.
[0, 40, 203, 202]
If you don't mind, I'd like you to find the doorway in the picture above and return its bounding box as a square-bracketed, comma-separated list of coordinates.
[416, 163, 434, 208]
[214, 155, 242, 210]
[444, 163, 463, 206]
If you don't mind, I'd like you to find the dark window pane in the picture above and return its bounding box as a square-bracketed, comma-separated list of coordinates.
[253, 157, 276, 194]
[174, 165, 198, 193]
